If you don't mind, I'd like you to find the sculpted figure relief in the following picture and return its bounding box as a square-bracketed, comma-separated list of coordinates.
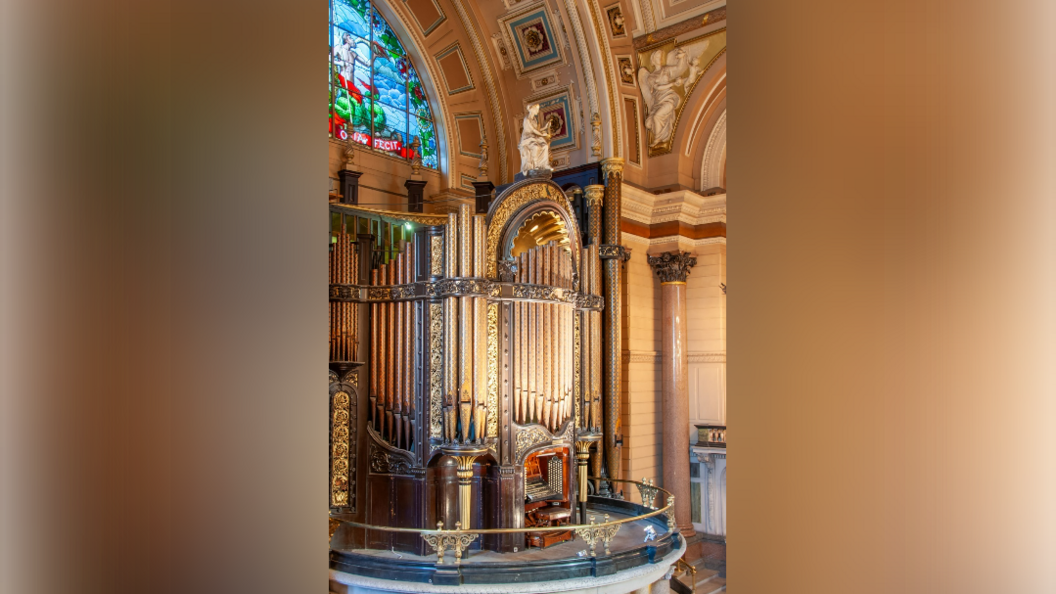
[638, 39, 711, 151]
[640, 48, 688, 148]
[518, 103, 556, 175]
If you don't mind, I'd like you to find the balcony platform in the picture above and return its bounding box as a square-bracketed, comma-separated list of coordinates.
[329, 500, 684, 593]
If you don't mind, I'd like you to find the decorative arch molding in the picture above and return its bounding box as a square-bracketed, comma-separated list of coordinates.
[586, 0, 623, 159]
[369, 1, 454, 181]
[485, 179, 583, 280]
[700, 109, 726, 191]
[558, 0, 603, 158]
[449, 0, 509, 183]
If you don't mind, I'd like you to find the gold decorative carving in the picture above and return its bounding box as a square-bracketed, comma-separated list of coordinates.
[421, 521, 480, 565]
[485, 181, 581, 279]
[486, 302, 499, 437]
[515, 426, 550, 462]
[342, 369, 358, 387]
[574, 514, 621, 557]
[430, 236, 444, 277]
[329, 516, 341, 544]
[665, 495, 676, 530]
[573, 313, 581, 427]
[331, 391, 352, 507]
[430, 303, 444, 438]
[636, 477, 660, 508]
[601, 157, 624, 179]
[584, 185, 604, 208]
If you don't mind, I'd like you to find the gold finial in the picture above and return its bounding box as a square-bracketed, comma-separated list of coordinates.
[409, 136, 423, 176]
[342, 124, 355, 169]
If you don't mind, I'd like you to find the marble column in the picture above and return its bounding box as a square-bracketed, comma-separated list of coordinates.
[648, 251, 697, 537]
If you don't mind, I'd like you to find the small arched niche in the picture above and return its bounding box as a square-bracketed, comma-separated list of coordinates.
[509, 210, 572, 258]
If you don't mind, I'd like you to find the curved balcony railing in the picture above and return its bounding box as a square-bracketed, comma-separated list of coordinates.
[328, 477, 678, 565]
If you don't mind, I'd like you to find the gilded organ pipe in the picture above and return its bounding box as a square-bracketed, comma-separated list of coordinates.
[329, 224, 358, 362]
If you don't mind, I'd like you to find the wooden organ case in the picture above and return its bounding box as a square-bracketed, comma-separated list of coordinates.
[328, 178, 606, 555]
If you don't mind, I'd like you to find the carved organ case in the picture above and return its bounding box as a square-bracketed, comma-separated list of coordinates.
[328, 179, 606, 554]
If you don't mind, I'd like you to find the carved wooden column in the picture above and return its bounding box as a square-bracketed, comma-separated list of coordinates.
[600, 158, 625, 496]
[584, 184, 605, 495]
[648, 251, 697, 537]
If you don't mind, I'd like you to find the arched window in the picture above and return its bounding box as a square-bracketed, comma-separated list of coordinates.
[329, 0, 438, 169]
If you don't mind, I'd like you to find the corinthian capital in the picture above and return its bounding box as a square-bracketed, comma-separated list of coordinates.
[600, 157, 624, 180]
[647, 251, 697, 284]
[584, 184, 605, 208]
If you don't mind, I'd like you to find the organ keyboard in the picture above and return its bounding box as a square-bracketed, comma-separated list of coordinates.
[525, 477, 561, 503]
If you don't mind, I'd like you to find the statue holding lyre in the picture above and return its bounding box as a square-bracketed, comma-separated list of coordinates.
[518, 103, 557, 176]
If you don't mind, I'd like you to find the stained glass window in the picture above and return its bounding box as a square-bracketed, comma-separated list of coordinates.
[329, 0, 439, 169]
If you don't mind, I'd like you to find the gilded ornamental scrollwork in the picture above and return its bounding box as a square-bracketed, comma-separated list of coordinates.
[574, 514, 621, 557]
[484, 180, 581, 280]
[429, 302, 444, 439]
[421, 521, 480, 566]
[331, 390, 354, 509]
[369, 442, 413, 475]
[514, 426, 551, 463]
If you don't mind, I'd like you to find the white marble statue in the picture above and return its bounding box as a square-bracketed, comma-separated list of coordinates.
[518, 103, 555, 175]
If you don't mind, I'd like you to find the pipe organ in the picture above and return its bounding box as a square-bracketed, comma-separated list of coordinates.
[329, 178, 611, 554]
[329, 223, 358, 363]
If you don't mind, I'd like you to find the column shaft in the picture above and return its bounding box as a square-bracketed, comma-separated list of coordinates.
[648, 251, 698, 537]
[600, 158, 624, 495]
[661, 282, 695, 537]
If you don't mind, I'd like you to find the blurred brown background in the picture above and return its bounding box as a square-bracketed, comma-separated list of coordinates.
[1, 0, 1053, 593]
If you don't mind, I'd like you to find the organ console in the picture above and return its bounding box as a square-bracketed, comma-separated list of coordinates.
[328, 176, 610, 555]
[523, 448, 573, 548]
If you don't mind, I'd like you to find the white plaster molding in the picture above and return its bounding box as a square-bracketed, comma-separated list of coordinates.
[685, 73, 726, 157]
[623, 350, 662, 363]
[624, 351, 725, 364]
[621, 232, 652, 246]
[655, 0, 725, 30]
[622, 184, 726, 227]
[699, 109, 726, 191]
[689, 351, 725, 363]
[645, 236, 726, 248]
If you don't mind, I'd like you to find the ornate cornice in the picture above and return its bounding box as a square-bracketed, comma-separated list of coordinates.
[621, 184, 726, 227]
[648, 251, 697, 284]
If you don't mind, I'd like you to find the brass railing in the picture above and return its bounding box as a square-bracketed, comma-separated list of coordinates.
[329, 477, 677, 565]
